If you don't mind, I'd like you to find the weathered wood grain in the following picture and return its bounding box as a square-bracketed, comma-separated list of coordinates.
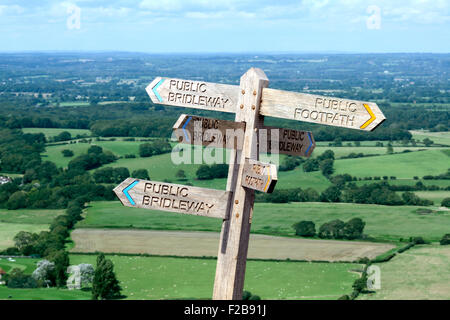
[241, 158, 277, 193]
[260, 125, 316, 157]
[213, 68, 269, 300]
[146, 77, 239, 113]
[172, 114, 246, 149]
[260, 88, 386, 131]
[113, 178, 230, 219]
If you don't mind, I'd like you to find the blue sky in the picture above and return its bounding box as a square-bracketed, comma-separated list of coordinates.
[0, 0, 449, 52]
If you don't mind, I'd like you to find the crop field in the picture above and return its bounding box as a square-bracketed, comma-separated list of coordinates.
[22, 128, 92, 139]
[359, 245, 450, 300]
[69, 254, 361, 300]
[71, 229, 394, 262]
[0, 208, 62, 250]
[77, 201, 450, 242]
[333, 149, 450, 179]
[410, 130, 450, 146]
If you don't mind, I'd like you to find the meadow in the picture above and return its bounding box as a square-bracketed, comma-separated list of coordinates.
[76, 201, 450, 242]
[0, 208, 62, 250]
[359, 245, 450, 300]
[22, 128, 92, 139]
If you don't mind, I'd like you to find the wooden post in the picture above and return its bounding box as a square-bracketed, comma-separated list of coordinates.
[212, 68, 269, 300]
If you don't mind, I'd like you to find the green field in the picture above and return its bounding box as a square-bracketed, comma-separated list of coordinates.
[334, 149, 450, 179]
[22, 128, 92, 139]
[410, 130, 450, 146]
[69, 255, 360, 300]
[412, 191, 450, 205]
[77, 201, 450, 242]
[0, 208, 62, 250]
[354, 179, 449, 188]
[359, 245, 450, 300]
[0, 255, 360, 300]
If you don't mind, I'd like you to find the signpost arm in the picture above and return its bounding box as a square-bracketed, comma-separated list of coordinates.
[213, 68, 269, 300]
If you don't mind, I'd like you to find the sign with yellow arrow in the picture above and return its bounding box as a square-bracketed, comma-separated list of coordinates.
[259, 88, 385, 131]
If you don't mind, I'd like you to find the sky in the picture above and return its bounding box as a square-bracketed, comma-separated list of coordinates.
[0, 0, 449, 53]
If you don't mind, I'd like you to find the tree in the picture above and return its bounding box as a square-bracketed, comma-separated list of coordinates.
[13, 231, 38, 253]
[6, 191, 28, 210]
[303, 158, 319, 172]
[352, 274, 368, 293]
[320, 186, 341, 202]
[441, 197, 450, 208]
[6, 268, 38, 288]
[54, 131, 72, 142]
[61, 149, 74, 157]
[440, 234, 450, 245]
[319, 158, 334, 177]
[48, 250, 69, 288]
[343, 218, 365, 240]
[196, 165, 213, 180]
[88, 145, 103, 155]
[422, 138, 433, 147]
[92, 253, 122, 300]
[386, 142, 394, 154]
[32, 260, 56, 287]
[292, 221, 316, 237]
[78, 263, 95, 287]
[175, 169, 186, 180]
[131, 169, 150, 180]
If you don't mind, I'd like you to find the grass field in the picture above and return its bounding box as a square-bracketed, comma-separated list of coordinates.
[69, 254, 361, 300]
[71, 229, 394, 262]
[408, 191, 449, 205]
[76, 201, 450, 242]
[0, 223, 51, 250]
[0, 208, 62, 250]
[410, 130, 450, 146]
[359, 245, 450, 300]
[333, 149, 450, 179]
[22, 128, 92, 139]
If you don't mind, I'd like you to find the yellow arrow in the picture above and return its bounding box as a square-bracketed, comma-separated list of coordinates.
[263, 168, 271, 193]
[360, 103, 376, 129]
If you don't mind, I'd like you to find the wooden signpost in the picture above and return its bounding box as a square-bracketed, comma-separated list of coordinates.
[114, 67, 386, 300]
[173, 114, 245, 149]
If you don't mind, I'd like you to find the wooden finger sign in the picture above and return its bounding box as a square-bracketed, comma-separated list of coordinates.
[241, 158, 278, 193]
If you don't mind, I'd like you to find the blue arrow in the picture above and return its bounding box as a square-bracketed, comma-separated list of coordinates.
[152, 79, 165, 102]
[182, 116, 192, 143]
[123, 180, 139, 206]
[305, 132, 314, 155]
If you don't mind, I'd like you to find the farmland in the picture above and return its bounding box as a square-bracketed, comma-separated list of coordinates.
[359, 245, 450, 300]
[0, 208, 62, 250]
[76, 201, 450, 242]
[71, 229, 394, 262]
[22, 128, 92, 139]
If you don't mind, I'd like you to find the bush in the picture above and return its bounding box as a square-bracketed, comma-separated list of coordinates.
[410, 236, 426, 245]
[440, 234, 450, 245]
[441, 198, 450, 208]
[292, 221, 316, 237]
[61, 149, 74, 157]
[6, 268, 39, 288]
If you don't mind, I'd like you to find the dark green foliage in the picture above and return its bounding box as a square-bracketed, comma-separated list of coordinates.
[442, 198, 450, 208]
[319, 158, 334, 177]
[318, 218, 365, 240]
[131, 169, 150, 180]
[139, 139, 171, 157]
[196, 163, 228, 180]
[5, 268, 38, 288]
[92, 253, 122, 300]
[242, 290, 260, 300]
[338, 294, 351, 300]
[440, 234, 450, 245]
[292, 221, 316, 237]
[402, 192, 433, 206]
[47, 250, 69, 288]
[6, 191, 28, 210]
[53, 131, 72, 142]
[279, 156, 303, 171]
[397, 243, 415, 253]
[61, 149, 74, 157]
[352, 274, 368, 293]
[319, 186, 341, 202]
[302, 158, 319, 172]
[410, 236, 427, 245]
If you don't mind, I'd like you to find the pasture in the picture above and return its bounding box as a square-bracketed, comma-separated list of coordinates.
[71, 229, 394, 262]
[77, 201, 450, 242]
[0, 208, 62, 250]
[333, 149, 450, 179]
[22, 128, 92, 139]
[359, 245, 450, 300]
[69, 254, 361, 300]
